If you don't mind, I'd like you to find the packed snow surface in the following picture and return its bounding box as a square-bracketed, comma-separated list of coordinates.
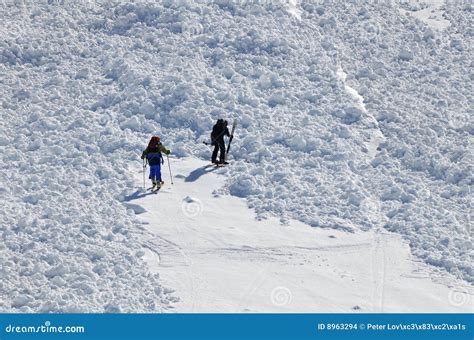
[0, 0, 472, 311]
[136, 157, 471, 312]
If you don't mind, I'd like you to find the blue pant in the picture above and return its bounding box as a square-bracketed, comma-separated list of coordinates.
[149, 165, 161, 183]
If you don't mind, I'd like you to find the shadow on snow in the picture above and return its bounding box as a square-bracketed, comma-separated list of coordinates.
[123, 189, 157, 201]
[184, 164, 217, 182]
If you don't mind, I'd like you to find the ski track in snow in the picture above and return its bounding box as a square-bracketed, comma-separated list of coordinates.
[133, 157, 471, 313]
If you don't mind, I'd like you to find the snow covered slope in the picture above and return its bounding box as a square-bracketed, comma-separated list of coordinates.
[133, 157, 471, 313]
[0, 0, 472, 312]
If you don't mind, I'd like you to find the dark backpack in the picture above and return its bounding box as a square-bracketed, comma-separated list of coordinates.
[147, 136, 161, 149]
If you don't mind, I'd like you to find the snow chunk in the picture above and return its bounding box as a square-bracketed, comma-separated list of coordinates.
[398, 49, 414, 61]
[123, 203, 147, 215]
[120, 116, 142, 131]
[45, 264, 68, 278]
[229, 175, 259, 197]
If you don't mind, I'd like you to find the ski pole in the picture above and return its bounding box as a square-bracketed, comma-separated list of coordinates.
[166, 154, 174, 185]
[142, 158, 146, 189]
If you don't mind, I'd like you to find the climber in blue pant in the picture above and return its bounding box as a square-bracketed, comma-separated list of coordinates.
[141, 136, 171, 189]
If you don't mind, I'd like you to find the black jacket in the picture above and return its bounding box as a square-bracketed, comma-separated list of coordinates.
[211, 121, 230, 144]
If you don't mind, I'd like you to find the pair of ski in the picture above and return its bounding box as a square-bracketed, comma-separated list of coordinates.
[148, 184, 163, 194]
[213, 161, 229, 168]
[227, 120, 237, 155]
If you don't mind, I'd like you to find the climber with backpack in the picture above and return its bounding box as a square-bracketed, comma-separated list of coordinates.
[141, 136, 171, 189]
[211, 119, 233, 165]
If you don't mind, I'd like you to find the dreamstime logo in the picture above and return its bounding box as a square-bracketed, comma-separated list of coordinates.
[448, 286, 470, 307]
[448, 116, 465, 130]
[361, 198, 378, 213]
[4, 320, 85, 334]
[0, 0, 26, 8]
[81, 0, 99, 10]
[271, 286, 292, 306]
[268, 109, 293, 127]
[184, 49, 210, 79]
[362, 20, 381, 40]
[183, 120, 192, 129]
[181, 196, 203, 218]
[360, 198, 380, 223]
[182, 21, 204, 37]
[3, 22, 23, 40]
[228, 0, 275, 6]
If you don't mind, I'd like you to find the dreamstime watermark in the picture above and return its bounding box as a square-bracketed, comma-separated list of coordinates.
[271, 286, 292, 306]
[182, 21, 204, 37]
[448, 286, 470, 307]
[361, 197, 379, 211]
[181, 196, 203, 218]
[448, 115, 466, 130]
[0, 0, 98, 10]
[362, 20, 381, 40]
[360, 198, 381, 223]
[267, 108, 294, 127]
[4, 320, 85, 334]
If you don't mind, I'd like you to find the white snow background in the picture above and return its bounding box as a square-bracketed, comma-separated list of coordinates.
[0, 0, 472, 312]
